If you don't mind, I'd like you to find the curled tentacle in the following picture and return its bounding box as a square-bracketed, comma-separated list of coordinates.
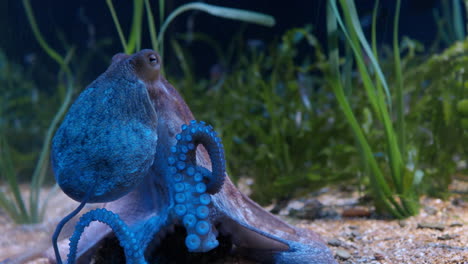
[178, 120, 226, 193]
[167, 120, 226, 252]
[67, 208, 147, 264]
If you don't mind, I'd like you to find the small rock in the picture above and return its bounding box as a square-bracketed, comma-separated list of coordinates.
[374, 252, 385, 261]
[423, 205, 437, 215]
[348, 225, 359, 230]
[357, 194, 373, 204]
[437, 234, 458, 240]
[269, 199, 290, 214]
[342, 208, 371, 218]
[339, 185, 354, 192]
[417, 222, 445, 231]
[327, 238, 342, 247]
[451, 197, 465, 207]
[287, 200, 305, 210]
[335, 249, 351, 260]
[449, 222, 463, 227]
[398, 220, 407, 228]
[288, 199, 323, 220]
[318, 208, 340, 219]
[350, 230, 361, 238]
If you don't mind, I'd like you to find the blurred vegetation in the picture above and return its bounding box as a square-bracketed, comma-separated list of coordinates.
[0, 0, 78, 223]
[433, 0, 466, 47]
[171, 27, 360, 204]
[1, 0, 468, 222]
[406, 39, 468, 197]
[175, 0, 468, 213]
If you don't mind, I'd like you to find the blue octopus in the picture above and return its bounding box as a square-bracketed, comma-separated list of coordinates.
[15, 50, 337, 264]
[60, 121, 225, 264]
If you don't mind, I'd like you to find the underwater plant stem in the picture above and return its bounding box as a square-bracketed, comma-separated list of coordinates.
[39, 184, 59, 220]
[127, 0, 144, 54]
[452, 0, 465, 41]
[29, 77, 74, 222]
[22, 0, 66, 69]
[337, 0, 392, 111]
[393, 0, 420, 214]
[465, 0, 468, 35]
[144, 0, 159, 53]
[22, 0, 75, 223]
[159, 0, 165, 26]
[371, 0, 385, 114]
[171, 39, 194, 97]
[0, 194, 20, 222]
[334, 0, 405, 189]
[158, 2, 275, 61]
[331, 1, 380, 121]
[106, 0, 129, 53]
[328, 77, 405, 218]
[371, 0, 379, 60]
[0, 137, 28, 221]
[328, 0, 416, 218]
[393, 0, 406, 159]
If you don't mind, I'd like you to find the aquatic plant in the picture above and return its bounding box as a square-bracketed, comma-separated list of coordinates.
[326, 0, 419, 218]
[0, 0, 75, 224]
[167, 26, 361, 204]
[106, 0, 275, 61]
[458, 99, 468, 128]
[170, 1, 466, 208]
[406, 39, 468, 196]
[433, 0, 466, 47]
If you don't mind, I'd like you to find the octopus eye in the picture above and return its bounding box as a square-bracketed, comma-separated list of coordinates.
[148, 54, 158, 66]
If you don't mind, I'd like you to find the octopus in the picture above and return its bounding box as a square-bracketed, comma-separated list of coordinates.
[4, 50, 336, 264]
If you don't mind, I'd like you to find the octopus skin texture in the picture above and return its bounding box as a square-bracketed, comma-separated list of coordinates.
[4, 49, 337, 264]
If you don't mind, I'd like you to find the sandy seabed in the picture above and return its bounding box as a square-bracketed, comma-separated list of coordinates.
[0, 182, 466, 264]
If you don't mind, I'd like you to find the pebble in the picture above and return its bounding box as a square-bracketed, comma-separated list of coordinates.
[342, 208, 371, 218]
[398, 220, 407, 228]
[451, 198, 465, 207]
[318, 208, 340, 219]
[335, 248, 351, 260]
[374, 252, 385, 261]
[327, 238, 342, 247]
[417, 222, 445, 231]
[437, 234, 457, 240]
[287, 199, 323, 220]
[449, 222, 463, 227]
[350, 230, 361, 238]
[423, 206, 438, 215]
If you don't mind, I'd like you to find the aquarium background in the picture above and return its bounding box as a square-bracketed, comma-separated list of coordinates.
[1, 0, 467, 223]
[1, 1, 443, 75]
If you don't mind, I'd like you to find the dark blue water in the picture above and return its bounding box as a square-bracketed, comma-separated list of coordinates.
[0, 0, 460, 79]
